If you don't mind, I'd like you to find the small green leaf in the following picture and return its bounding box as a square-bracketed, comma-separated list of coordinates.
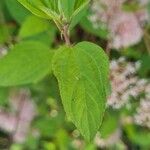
[17, 0, 50, 19]
[19, 15, 49, 38]
[0, 87, 9, 106]
[0, 25, 10, 44]
[72, 0, 90, 20]
[80, 11, 108, 39]
[0, 41, 53, 86]
[125, 124, 150, 147]
[53, 41, 109, 141]
[100, 111, 119, 138]
[69, 5, 87, 30]
[5, 0, 30, 24]
[17, 0, 90, 29]
[58, 0, 76, 20]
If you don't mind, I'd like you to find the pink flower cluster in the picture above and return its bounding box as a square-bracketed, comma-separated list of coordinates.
[107, 58, 149, 109]
[95, 129, 122, 148]
[0, 89, 36, 143]
[89, 0, 149, 49]
[134, 98, 150, 128]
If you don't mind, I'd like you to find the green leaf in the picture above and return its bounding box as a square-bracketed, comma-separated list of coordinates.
[34, 117, 59, 137]
[17, 0, 50, 19]
[0, 24, 10, 44]
[56, 129, 70, 150]
[5, 0, 30, 24]
[148, 1, 150, 15]
[84, 144, 96, 150]
[69, 5, 87, 30]
[43, 142, 56, 150]
[52, 41, 109, 141]
[0, 87, 9, 106]
[100, 111, 119, 138]
[17, 0, 89, 28]
[58, 0, 76, 20]
[75, 0, 88, 9]
[0, 41, 53, 86]
[19, 15, 49, 38]
[125, 124, 150, 147]
[80, 11, 108, 39]
[138, 55, 150, 77]
[72, 0, 90, 20]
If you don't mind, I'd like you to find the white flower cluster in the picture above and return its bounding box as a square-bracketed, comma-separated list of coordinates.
[134, 96, 150, 128]
[89, 0, 149, 49]
[107, 58, 149, 109]
[94, 129, 122, 148]
[0, 89, 36, 143]
[0, 46, 7, 57]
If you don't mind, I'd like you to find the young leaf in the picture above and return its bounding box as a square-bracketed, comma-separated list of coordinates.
[72, 0, 90, 20]
[0, 87, 9, 106]
[17, 0, 90, 30]
[53, 42, 109, 141]
[17, 0, 50, 19]
[58, 0, 76, 20]
[5, 0, 30, 24]
[100, 111, 119, 138]
[80, 13, 108, 39]
[69, 5, 87, 30]
[0, 25, 10, 44]
[0, 41, 54, 86]
[19, 15, 49, 38]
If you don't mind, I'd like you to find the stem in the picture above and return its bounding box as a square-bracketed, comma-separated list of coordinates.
[62, 24, 71, 46]
[106, 41, 111, 57]
[53, 18, 71, 46]
[143, 29, 150, 54]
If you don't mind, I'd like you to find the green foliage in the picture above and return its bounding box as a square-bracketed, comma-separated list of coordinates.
[147, 1, 150, 15]
[17, 0, 51, 19]
[0, 88, 9, 106]
[19, 15, 49, 38]
[5, 0, 30, 24]
[0, 25, 10, 44]
[69, 4, 87, 30]
[138, 55, 150, 77]
[55, 129, 71, 150]
[125, 124, 150, 148]
[0, 41, 54, 86]
[80, 11, 108, 39]
[100, 111, 119, 138]
[34, 117, 60, 138]
[1, 0, 149, 149]
[52, 41, 109, 141]
[17, 0, 90, 30]
[20, 22, 57, 46]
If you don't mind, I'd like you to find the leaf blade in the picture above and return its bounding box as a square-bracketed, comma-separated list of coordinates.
[53, 42, 109, 141]
[17, 0, 50, 19]
[19, 15, 49, 38]
[0, 41, 53, 86]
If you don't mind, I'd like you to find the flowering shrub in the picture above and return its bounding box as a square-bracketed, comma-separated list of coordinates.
[0, 0, 150, 149]
[89, 0, 149, 49]
[108, 58, 150, 109]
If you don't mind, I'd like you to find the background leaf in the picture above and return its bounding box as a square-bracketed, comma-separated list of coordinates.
[17, 0, 50, 19]
[5, 0, 30, 24]
[0, 87, 9, 106]
[0, 41, 53, 86]
[58, 0, 76, 20]
[19, 15, 49, 38]
[80, 11, 108, 39]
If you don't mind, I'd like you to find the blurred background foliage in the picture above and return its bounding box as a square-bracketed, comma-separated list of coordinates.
[0, 0, 150, 150]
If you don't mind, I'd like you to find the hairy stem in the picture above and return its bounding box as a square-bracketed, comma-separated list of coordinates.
[62, 24, 71, 46]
